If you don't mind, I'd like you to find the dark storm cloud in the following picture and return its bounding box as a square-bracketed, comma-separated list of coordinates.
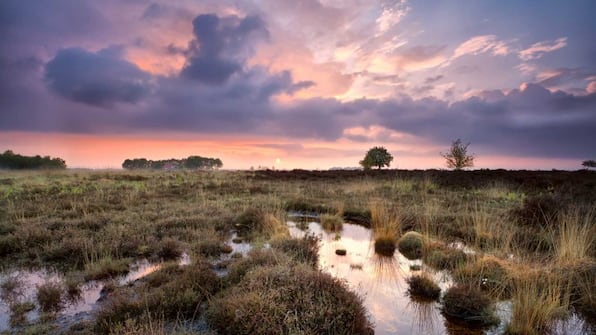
[264, 84, 596, 158]
[181, 14, 269, 85]
[44, 47, 152, 107]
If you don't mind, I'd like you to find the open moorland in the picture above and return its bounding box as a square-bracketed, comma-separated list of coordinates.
[0, 169, 594, 335]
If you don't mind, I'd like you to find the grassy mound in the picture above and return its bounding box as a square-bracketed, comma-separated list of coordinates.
[207, 264, 373, 335]
[397, 231, 424, 260]
[442, 285, 498, 327]
[406, 274, 441, 301]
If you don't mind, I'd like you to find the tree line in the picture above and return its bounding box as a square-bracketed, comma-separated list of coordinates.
[122, 155, 223, 170]
[0, 150, 66, 169]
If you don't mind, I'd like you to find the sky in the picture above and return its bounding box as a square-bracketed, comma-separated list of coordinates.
[0, 0, 595, 170]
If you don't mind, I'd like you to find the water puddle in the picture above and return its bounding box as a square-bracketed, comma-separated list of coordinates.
[287, 220, 592, 335]
[0, 253, 190, 332]
[288, 220, 454, 335]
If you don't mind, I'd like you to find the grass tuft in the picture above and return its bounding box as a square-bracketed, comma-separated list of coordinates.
[371, 202, 400, 257]
[406, 273, 441, 301]
[397, 231, 424, 260]
[36, 281, 64, 313]
[442, 284, 498, 327]
[320, 213, 343, 232]
[506, 272, 569, 335]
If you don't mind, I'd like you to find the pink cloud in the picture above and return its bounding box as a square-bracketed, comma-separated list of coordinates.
[453, 35, 511, 59]
[519, 37, 567, 61]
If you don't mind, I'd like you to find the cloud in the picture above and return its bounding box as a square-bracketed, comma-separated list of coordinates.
[453, 35, 510, 59]
[424, 75, 444, 84]
[181, 13, 269, 85]
[44, 47, 152, 107]
[395, 45, 447, 71]
[519, 37, 567, 61]
[535, 67, 595, 90]
[375, 4, 409, 35]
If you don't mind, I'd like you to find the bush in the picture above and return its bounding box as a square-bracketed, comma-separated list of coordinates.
[207, 264, 373, 335]
[406, 274, 441, 301]
[397, 231, 424, 260]
[442, 285, 498, 327]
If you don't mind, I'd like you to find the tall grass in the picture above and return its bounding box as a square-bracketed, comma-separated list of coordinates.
[552, 206, 595, 263]
[370, 201, 400, 256]
[507, 272, 570, 335]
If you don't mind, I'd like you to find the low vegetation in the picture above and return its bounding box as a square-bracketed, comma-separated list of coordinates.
[0, 169, 594, 334]
[442, 284, 499, 327]
[406, 273, 441, 301]
[207, 262, 372, 335]
[397, 231, 424, 260]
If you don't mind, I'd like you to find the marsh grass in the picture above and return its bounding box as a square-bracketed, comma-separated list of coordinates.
[1, 275, 23, 304]
[270, 234, 320, 267]
[406, 273, 441, 301]
[320, 213, 343, 232]
[442, 284, 498, 327]
[506, 272, 570, 335]
[9, 300, 35, 326]
[36, 281, 64, 313]
[552, 206, 595, 262]
[84, 257, 130, 281]
[453, 255, 510, 298]
[371, 202, 400, 256]
[0, 170, 594, 333]
[397, 231, 424, 260]
[207, 263, 372, 335]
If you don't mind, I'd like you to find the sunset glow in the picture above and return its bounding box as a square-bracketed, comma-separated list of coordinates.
[1, 0, 594, 170]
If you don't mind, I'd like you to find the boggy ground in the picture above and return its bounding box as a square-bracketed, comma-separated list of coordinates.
[0, 169, 594, 334]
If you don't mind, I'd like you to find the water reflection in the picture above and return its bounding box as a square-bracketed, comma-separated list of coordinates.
[407, 299, 441, 335]
[0, 253, 191, 332]
[289, 220, 448, 335]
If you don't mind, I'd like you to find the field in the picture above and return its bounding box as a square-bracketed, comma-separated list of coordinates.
[0, 169, 594, 335]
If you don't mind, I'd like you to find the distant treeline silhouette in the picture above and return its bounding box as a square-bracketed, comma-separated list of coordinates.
[122, 156, 223, 170]
[0, 150, 67, 169]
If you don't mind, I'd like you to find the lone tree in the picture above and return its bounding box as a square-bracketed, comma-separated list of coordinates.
[360, 146, 393, 170]
[441, 139, 474, 170]
[582, 160, 596, 169]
